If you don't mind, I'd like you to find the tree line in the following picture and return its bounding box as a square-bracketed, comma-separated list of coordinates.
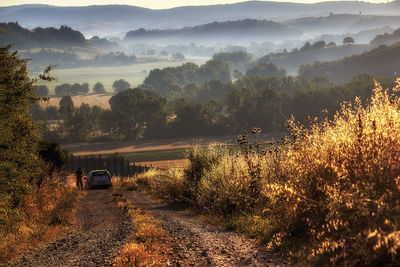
[31, 71, 394, 143]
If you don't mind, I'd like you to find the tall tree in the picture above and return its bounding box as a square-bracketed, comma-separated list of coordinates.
[109, 88, 168, 139]
[0, 45, 51, 209]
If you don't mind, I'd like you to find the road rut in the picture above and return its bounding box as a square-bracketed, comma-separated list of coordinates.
[124, 190, 287, 267]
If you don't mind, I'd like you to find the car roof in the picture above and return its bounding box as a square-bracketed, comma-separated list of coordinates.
[90, 170, 110, 173]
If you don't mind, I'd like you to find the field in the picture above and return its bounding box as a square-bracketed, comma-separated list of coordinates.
[39, 93, 113, 109]
[33, 57, 207, 94]
[63, 135, 277, 169]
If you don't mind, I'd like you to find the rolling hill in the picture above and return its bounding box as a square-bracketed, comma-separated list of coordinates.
[298, 42, 400, 83]
[1, 1, 400, 37]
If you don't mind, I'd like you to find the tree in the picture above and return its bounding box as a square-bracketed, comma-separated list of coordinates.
[55, 83, 72, 96]
[59, 95, 74, 119]
[112, 79, 131, 94]
[109, 88, 168, 139]
[343, 36, 355, 45]
[81, 82, 89, 94]
[312, 40, 326, 49]
[327, 41, 336, 47]
[36, 85, 49, 97]
[0, 45, 47, 209]
[38, 141, 68, 175]
[93, 82, 106, 94]
[71, 83, 82, 95]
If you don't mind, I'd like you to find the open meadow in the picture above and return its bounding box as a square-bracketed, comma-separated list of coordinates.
[33, 57, 208, 94]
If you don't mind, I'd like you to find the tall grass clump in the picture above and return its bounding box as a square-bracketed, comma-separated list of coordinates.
[175, 79, 400, 265]
[0, 174, 79, 264]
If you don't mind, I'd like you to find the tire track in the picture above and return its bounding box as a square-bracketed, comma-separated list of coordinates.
[10, 190, 132, 267]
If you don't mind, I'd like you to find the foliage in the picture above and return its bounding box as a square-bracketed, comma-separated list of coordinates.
[35, 73, 394, 142]
[0, 46, 78, 264]
[0, 176, 79, 264]
[0, 23, 85, 49]
[35, 85, 49, 97]
[343, 36, 355, 44]
[245, 62, 286, 78]
[152, 79, 400, 265]
[298, 42, 400, 83]
[0, 45, 42, 211]
[112, 79, 131, 94]
[93, 82, 105, 94]
[55, 82, 89, 96]
[142, 59, 231, 97]
[109, 88, 169, 139]
[213, 50, 254, 72]
[38, 141, 69, 176]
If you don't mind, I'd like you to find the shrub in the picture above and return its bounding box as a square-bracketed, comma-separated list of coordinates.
[147, 78, 400, 265]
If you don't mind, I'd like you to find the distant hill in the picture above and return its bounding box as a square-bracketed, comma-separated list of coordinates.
[284, 14, 400, 36]
[298, 43, 400, 83]
[259, 41, 371, 74]
[0, 22, 126, 53]
[370, 27, 400, 47]
[124, 19, 300, 45]
[1, 1, 400, 36]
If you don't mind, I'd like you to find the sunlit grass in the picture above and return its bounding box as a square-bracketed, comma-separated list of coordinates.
[113, 193, 171, 267]
[138, 78, 400, 265]
[0, 175, 81, 264]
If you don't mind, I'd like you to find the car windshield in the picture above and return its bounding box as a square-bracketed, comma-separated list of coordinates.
[92, 171, 109, 177]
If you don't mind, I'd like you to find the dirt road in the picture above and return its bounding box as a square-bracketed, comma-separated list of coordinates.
[10, 190, 132, 267]
[124, 190, 287, 267]
[11, 189, 286, 266]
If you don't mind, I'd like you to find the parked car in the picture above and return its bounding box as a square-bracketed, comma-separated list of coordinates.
[85, 170, 112, 189]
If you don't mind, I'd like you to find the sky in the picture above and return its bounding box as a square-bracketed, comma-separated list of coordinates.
[0, 0, 392, 9]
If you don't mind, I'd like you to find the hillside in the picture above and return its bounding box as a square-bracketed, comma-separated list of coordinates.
[124, 19, 300, 45]
[284, 14, 400, 36]
[1, 1, 400, 36]
[298, 42, 400, 83]
[370, 27, 400, 46]
[259, 42, 371, 74]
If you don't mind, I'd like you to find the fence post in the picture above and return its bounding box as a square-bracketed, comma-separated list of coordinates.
[70, 154, 74, 173]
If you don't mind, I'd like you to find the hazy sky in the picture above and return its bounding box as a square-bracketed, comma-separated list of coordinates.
[0, 0, 392, 9]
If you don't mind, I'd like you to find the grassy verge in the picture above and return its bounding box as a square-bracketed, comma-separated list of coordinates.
[130, 79, 400, 266]
[0, 175, 81, 264]
[112, 187, 173, 266]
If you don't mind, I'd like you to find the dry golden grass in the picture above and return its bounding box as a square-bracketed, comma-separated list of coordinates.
[0, 175, 81, 264]
[138, 79, 400, 265]
[136, 159, 189, 169]
[113, 193, 172, 267]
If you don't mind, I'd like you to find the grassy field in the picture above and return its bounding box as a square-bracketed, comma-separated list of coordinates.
[64, 135, 277, 169]
[33, 58, 207, 94]
[40, 93, 113, 109]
